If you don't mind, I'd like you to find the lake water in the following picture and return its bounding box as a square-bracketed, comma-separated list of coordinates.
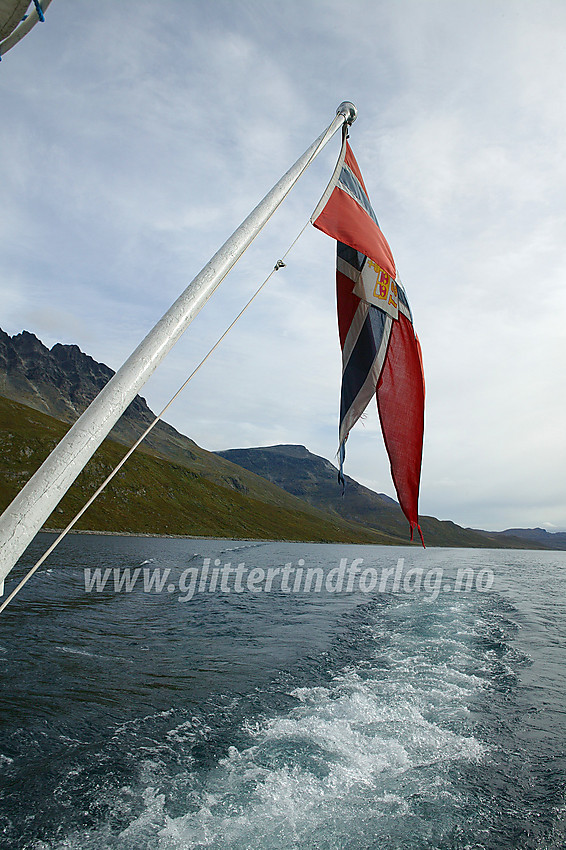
[0, 534, 565, 849]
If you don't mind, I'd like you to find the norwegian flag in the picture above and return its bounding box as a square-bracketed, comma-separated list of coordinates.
[312, 133, 425, 545]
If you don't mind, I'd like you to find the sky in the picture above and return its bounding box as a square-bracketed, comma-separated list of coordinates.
[1, 0, 565, 533]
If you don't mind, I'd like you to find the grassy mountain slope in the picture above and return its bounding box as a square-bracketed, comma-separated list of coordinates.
[0, 396, 400, 543]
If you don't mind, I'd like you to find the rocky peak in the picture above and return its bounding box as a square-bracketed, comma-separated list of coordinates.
[0, 326, 178, 448]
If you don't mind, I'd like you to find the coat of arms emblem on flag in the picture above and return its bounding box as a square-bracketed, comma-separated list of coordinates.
[312, 130, 425, 544]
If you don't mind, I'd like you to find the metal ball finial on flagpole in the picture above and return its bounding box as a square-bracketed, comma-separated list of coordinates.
[336, 102, 357, 125]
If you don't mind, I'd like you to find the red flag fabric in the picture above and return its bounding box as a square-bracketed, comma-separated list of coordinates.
[312, 134, 425, 544]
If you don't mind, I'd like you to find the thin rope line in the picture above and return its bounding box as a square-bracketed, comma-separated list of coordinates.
[0, 219, 311, 614]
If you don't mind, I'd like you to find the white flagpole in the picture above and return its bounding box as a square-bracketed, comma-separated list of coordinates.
[0, 102, 357, 594]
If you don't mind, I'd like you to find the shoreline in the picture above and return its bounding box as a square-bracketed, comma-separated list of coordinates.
[38, 528, 557, 551]
[39, 527, 370, 546]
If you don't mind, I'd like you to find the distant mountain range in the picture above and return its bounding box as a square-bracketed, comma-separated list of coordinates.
[490, 527, 566, 550]
[1, 327, 563, 548]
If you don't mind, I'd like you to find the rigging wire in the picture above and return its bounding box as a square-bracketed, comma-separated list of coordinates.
[0, 219, 311, 614]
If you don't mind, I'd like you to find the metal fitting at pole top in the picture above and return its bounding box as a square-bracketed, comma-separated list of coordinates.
[336, 101, 358, 125]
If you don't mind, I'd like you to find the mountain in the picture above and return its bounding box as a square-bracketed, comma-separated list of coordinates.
[0, 328, 199, 473]
[216, 443, 408, 532]
[215, 445, 541, 549]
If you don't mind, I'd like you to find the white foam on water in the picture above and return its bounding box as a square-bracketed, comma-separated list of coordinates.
[151, 600, 488, 849]
[55, 646, 96, 658]
[55, 645, 135, 663]
[43, 596, 491, 850]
